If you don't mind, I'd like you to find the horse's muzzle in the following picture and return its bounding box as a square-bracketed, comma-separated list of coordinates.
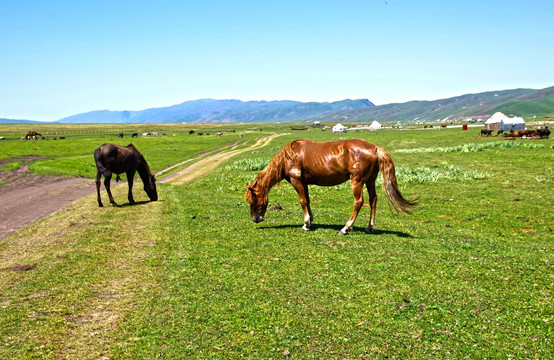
[252, 215, 264, 223]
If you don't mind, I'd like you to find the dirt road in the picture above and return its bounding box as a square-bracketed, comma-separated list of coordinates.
[0, 134, 284, 240]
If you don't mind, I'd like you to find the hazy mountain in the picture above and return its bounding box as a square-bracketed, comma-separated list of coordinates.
[55, 98, 375, 124]
[0, 118, 41, 124]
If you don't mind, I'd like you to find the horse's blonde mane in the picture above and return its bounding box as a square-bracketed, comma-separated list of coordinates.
[245, 142, 294, 203]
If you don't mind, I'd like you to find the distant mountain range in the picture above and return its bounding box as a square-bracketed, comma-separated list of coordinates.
[308, 86, 554, 124]
[2, 86, 552, 124]
[54, 98, 374, 124]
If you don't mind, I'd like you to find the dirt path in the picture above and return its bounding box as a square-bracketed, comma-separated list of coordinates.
[160, 133, 284, 185]
[0, 160, 96, 240]
[0, 134, 284, 240]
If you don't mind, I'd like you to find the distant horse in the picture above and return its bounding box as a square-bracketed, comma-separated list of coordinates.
[245, 139, 417, 235]
[131, 133, 138, 138]
[480, 129, 492, 136]
[537, 126, 550, 139]
[25, 131, 41, 140]
[94, 143, 158, 207]
[496, 130, 504, 136]
[118, 133, 124, 138]
[514, 130, 534, 138]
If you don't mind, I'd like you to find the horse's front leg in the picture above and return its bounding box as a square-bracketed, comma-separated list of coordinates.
[339, 180, 364, 235]
[127, 170, 136, 205]
[290, 179, 313, 231]
[103, 175, 117, 207]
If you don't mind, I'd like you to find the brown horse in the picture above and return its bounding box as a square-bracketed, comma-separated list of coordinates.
[25, 131, 41, 140]
[94, 143, 158, 207]
[245, 139, 416, 235]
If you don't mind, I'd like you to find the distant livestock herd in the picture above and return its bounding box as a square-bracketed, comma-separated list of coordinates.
[480, 126, 550, 139]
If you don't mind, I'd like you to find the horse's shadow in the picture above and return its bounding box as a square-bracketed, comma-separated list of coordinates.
[258, 223, 412, 238]
[118, 200, 156, 208]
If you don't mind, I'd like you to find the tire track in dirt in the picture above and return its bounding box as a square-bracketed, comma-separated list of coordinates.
[159, 133, 286, 185]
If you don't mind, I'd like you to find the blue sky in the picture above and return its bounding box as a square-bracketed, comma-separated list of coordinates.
[1, 0, 553, 121]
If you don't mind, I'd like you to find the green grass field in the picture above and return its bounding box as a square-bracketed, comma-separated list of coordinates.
[0, 123, 552, 359]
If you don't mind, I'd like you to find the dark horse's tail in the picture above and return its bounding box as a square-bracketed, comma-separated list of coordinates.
[377, 147, 417, 212]
[94, 147, 112, 178]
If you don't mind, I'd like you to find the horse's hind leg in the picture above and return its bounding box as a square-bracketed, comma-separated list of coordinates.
[104, 175, 117, 207]
[339, 179, 364, 235]
[96, 170, 104, 207]
[365, 177, 378, 234]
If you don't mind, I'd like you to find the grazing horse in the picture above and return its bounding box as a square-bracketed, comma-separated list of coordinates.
[131, 133, 138, 138]
[480, 129, 492, 136]
[94, 143, 158, 207]
[25, 131, 41, 140]
[245, 139, 416, 235]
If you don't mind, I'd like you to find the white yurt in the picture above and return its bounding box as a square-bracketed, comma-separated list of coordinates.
[332, 123, 347, 133]
[484, 112, 506, 131]
[369, 120, 382, 131]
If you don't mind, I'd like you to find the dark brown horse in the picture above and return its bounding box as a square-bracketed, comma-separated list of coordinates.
[94, 143, 158, 207]
[245, 139, 416, 235]
[537, 126, 550, 139]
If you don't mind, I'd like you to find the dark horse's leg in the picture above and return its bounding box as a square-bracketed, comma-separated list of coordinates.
[96, 170, 104, 207]
[127, 170, 136, 205]
[365, 175, 378, 234]
[339, 177, 365, 235]
[290, 178, 313, 231]
[103, 174, 117, 207]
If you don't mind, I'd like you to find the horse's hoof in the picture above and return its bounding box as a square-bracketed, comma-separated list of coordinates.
[98, 203, 103, 207]
[365, 228, 374, 234]
[302, 225, 311, 231]
[338, 230, 348, 236]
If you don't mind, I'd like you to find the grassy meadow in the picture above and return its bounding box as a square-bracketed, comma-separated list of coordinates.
[0, 122, 552, 359]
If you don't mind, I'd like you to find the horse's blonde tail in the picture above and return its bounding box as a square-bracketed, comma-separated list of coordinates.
[377, 147, 417, 213]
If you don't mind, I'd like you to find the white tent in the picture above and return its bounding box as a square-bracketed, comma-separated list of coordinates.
[369, 120, 382, 131]
[332, 123, 347, 133]
[500, 116, 526, 131]
[484, 112, 525, 131]
[484, 112, 506, 130]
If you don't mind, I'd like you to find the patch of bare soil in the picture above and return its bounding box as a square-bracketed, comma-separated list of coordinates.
[0, 156, 96, 240]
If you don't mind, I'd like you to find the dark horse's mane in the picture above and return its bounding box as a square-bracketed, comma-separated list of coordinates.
[126, 143, 153, 176]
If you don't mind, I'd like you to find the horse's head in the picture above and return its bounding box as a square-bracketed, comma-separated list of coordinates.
[144, 174, 158, 201]
[245, 183, 267, 223]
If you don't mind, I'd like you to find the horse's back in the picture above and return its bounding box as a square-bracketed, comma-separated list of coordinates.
[289, 139, 379, 184]
[94, 143, 136, 174]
